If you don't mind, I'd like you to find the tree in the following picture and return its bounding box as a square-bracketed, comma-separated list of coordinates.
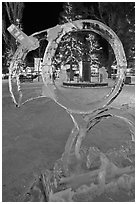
[80, 32, 103, 82]
[52, 32, 83, 81]
[2, 2, 24, 73]
[54, 3, 105, 82]
[60, 2, 135, 76]
[57, 3, 83, 81]
[59, 2, 99, 24]
[52, 31, 104, 82]
[97, 2, 135, 75]
[59, 2, 75, 24]
[87, 33, 103, 69]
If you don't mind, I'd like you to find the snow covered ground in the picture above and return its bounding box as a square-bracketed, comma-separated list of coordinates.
[2, 80, 135, 201]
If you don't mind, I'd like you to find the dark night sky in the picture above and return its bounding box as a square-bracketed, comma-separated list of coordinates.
[3, 2, 109, 58]
[21, 2, 109, 59]
[22, 2, 64, 35]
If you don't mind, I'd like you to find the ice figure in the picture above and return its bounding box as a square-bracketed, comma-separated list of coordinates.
[7, 20, 134, 202]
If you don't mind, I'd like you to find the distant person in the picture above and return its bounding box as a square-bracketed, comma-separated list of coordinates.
[99, 67, 108, 82]
[66, 68, 70, 81]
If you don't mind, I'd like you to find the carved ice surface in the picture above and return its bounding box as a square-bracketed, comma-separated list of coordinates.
[40, 20, 127, 115]
[44, 138, 135, 202]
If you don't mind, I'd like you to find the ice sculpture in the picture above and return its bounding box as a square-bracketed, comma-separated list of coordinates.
[7, 20, 134, 202]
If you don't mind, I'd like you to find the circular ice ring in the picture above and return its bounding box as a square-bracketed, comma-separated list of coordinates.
[42, 19, 127, 114]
